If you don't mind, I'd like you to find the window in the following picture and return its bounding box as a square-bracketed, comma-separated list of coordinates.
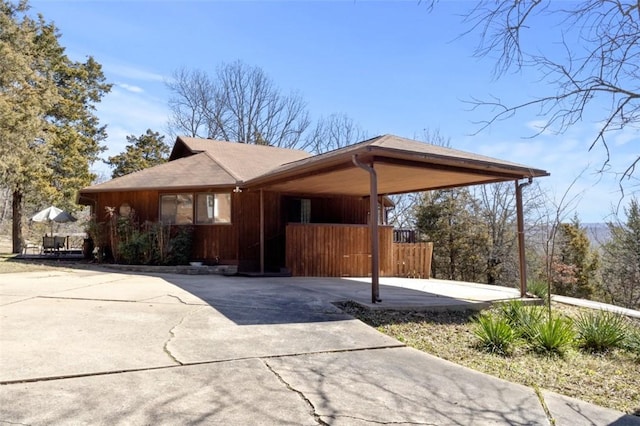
[160, 193, 231, 225]
[288, 198, 311, 223]
[196, 193, 231, 224]
[160, 194, 193, 224]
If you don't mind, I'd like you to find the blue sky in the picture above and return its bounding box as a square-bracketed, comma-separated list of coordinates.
[30, 0, 638, 222]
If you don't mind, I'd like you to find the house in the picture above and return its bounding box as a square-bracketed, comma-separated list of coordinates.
[78, 134, 548, 299]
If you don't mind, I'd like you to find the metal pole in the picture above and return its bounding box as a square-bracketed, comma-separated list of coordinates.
[352, 155, 381, 303]
[515, 178, 532, 297]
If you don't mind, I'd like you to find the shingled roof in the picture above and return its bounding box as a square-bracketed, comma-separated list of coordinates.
[80, 134, 549, 195]
[82, 137, 312, 193]
[170, 137, 311, 181]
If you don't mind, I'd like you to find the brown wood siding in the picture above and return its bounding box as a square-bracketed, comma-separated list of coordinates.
[236, 191, 284, 272]
[192, 225, 237, 263]
[393, 242, 433, 278]
[309, 196, 370, 224]
[93, 190, 160, 222]
[87, 189, 240, 264]
[282, 195, 370, 224]
[285, 224, 393, 277]
[84, 190, 380, 271]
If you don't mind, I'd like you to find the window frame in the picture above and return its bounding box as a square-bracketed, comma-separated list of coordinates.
[195, 192, 232, 225]
[159, 192, 232, 225]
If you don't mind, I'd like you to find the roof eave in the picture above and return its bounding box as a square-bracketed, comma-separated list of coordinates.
[244, 145, 549, 189]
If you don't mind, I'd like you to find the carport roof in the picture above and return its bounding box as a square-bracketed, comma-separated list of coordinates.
[244, 134, 549, 196]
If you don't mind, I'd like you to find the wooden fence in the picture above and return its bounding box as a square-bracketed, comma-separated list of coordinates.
[286, 223, 433, 278]
[286, 223, 393, 277]
[392, 242, 433, 278]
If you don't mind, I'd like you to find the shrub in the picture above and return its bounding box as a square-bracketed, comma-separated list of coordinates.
[473, 313, 515, 355]
[575, 310, 629, 353]
[499, 300, 545, 341]
[499, 300, 524, 325]
[166, 226, 193, 265]
[623, 325, 640, 358]
[515, 306, 547, 342]
[531, 316, 574, 355]
[528, 279, 549, 300]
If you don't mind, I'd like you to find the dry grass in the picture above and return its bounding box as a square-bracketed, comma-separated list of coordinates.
[0, 254, 63, 273]
[339, 302, 640, 416]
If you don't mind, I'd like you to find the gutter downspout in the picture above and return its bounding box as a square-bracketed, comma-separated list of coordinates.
[352, 154, 381, 303]
[516, 178, 533, 298]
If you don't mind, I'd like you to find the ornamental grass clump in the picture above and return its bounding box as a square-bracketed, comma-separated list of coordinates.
[575, 310, 629, 353]
[527, 279, 549, 301]
[531, 316, 575, 355]
[499, 300, 545, 341]
[623, 326, 640, 358]
[498, 300, 524, 326]
[473, 313, 515, 355]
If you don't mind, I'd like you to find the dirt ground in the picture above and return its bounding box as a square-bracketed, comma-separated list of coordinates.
[0, 235, 12, 254]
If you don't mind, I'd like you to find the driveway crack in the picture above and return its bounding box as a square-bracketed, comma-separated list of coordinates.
[164, 306, 204, 365]
[163, 294, 190, 304]
[533, 385, 556, 426]
[324, 415, 436, 425]
[262, 360, 329, 426]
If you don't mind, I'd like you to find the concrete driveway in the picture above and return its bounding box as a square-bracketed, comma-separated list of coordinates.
[0, 268, 637, 425]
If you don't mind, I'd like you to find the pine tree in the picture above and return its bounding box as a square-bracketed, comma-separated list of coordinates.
[106, 130, 169, 178]
[552, 216, 599, 298]
[0, 0, 110, 252]
[414, 188, 489, 282]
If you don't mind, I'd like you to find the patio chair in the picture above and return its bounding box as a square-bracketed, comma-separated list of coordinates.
[54, 236, 66, 252]
[22, 239, 41, 255]
[42, 236, 56, 254]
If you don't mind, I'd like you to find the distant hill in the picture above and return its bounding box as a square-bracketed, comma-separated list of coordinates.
[583, 223, 611, 248]
[526, 223, 611, 250]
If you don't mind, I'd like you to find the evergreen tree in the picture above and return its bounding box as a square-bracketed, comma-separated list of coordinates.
[106, 130, 169, 178]
[414, 188, 489, 282]
[551, 216, 599, 298]
[600, 199, 640, 309]
[0, 0, 110, 252]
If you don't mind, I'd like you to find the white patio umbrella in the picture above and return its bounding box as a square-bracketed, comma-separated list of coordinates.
[31, 206, 77, 235]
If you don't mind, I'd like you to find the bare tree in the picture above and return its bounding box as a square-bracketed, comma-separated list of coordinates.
[428, 1, 640, 190]
[167, 69, 214, 139]
[474, 182, 519, 286]
[167, 61, 310, 149]
[388, 129, 451, 228]
[305, 113, 368, 154]
[523, 173, 586, 312]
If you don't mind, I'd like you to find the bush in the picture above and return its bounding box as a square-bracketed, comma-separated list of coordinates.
[575, 310, 629, 353]
[623, 326, 640, 358]
[531, 316, 575, 355]
[515, 306, 547, 342]
[166, 226, 193, 265]
[499, 300, 524, 325]
[528, 279, 549, 300]
[473, 313, 515, 355]
[499, 300, 545, 341]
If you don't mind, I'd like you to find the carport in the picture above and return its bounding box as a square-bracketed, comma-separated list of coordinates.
[245, 135, 549, 302]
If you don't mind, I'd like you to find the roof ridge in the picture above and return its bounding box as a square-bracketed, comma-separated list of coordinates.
[201, 151, 242, 182]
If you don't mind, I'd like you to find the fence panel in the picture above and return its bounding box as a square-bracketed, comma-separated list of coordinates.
[286, 224, 393, 277]
[393, 242, 433, 278]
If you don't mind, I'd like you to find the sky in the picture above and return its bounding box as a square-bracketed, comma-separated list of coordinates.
[28, 0, 639, 223]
